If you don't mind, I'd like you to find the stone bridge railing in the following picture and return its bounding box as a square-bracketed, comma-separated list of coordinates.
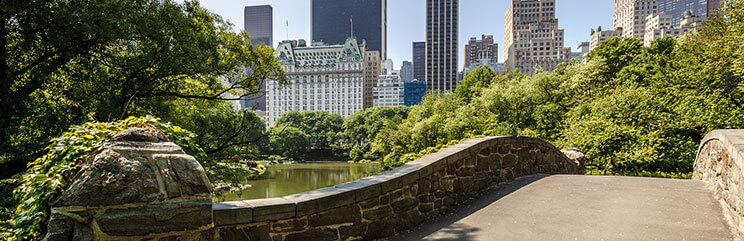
[45, 129, 584, 240]
[694, 129, 744, 238]
[214, 136, 584, 240]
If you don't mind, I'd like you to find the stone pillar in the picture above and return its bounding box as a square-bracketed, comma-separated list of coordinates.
[44, 128, 215, 241]
[561, 148, 586, 168]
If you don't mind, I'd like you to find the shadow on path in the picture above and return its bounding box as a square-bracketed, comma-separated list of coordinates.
[386, 175, 549, 241]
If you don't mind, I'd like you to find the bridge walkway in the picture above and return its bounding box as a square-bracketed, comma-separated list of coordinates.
[389, 175, 733, 241]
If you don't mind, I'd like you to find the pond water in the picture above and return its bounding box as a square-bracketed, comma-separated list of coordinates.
[213, 162, 380, 202]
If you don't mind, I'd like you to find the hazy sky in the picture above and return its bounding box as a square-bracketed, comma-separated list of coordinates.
[187, 0, 613, 70]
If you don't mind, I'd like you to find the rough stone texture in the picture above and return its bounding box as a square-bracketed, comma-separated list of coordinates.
[44, 128, 214, 241]
[694, 129, 744, 239]
[561, 148, 586, 167]
[96, 200, 213, 236]
[214, 136, 583, 240]
[108, 127, 169, 142]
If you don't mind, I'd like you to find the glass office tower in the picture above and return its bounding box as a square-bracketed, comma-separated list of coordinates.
[311, 0, 387, 59]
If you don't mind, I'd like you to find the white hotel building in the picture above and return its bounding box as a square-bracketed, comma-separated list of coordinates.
[266, 38, 365, 126]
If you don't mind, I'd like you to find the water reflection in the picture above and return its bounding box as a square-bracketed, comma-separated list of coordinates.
[213, 162, 380, 202]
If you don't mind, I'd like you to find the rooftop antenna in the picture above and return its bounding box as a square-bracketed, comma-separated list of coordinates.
[350, 15, 354, 38]
[286, 19, 289, 40]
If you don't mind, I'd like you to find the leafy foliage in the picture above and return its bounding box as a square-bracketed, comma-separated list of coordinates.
[7, 116, 205, 240]
[372, 2, 744, 175]
[273, 111, 344, 149]
[0, 0, 285, 178]
[268, 126, 311, 157]
[455, 66, 496, 102]
[342, 106, 409, 162]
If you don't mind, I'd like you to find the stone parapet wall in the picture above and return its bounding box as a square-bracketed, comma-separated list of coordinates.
[214, 136, 583, 240]
[694, 129, 744, 238]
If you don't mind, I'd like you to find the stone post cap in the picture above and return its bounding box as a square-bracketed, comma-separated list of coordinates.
[108, 127, 170, 142]
[561, 148, 586, 167]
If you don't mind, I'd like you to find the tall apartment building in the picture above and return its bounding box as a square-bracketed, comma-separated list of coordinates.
[311, 0, 387, 59]
[363, 51, 381, 108]
[400, 61, 414, 82]
[659, 0, 707, 26]
[590, 29, 623, 50]
[412, 41, 426, 81]
[644, 10, 703, 46]
[643, 12, 674, 45]
[267, 38, 365, 126]
[463, 35, 503, 76]
[613, 0, 658, 42]
[464, 35, 498, 69]
[504, 0, 570, 75]
[373, 66, 404, 107]
[243, 5, 273, 112]
[426, 0, 459, 92]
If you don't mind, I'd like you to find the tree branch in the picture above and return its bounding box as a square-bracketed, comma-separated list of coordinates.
[155, 84, 266, 101]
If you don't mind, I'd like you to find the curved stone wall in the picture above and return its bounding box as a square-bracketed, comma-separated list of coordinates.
[694, 129, 744, 238]
[214, 136, 583, 240]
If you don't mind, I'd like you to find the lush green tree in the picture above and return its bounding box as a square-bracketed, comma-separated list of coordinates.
[371, 93, 467, 167]
[586, 37, 643, 82]
[273, 111, 343, 149]
[372, 2, 744, 175]
[455, 66, 496, 102]
[0, 0, 285, 178]
[157, 99, 267, 159]
[342, 106, 409, 161]
[268, 126, 310, 157]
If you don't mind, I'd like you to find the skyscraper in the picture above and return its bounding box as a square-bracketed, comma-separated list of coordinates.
[412, 41, 426, 81]
[400, 61, 414, 82]
[243, 5, 273, 112]
[244, 5, 273, 46]
[311, 0, 387, 59]
[426, 0, 459, 92]
[363, 51, 381, 108]
[504, 0, 570, 75]
[659, 0, 707, 26]
[613, 0, 658, 41]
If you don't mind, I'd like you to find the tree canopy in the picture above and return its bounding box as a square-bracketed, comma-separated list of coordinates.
[0, 0, 285, 178]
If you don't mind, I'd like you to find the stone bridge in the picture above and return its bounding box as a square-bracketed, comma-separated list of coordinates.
[45, 129, 744, 240]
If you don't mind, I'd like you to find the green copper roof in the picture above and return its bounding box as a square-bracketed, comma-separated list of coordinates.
[274, 38, 365, 67]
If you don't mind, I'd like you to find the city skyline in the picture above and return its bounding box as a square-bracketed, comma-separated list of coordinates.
[184, 0, 613, 71]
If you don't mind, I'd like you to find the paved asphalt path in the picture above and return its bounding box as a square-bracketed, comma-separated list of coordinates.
[388, 175, 733, 241]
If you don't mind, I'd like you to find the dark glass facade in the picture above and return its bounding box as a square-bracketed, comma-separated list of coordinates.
[244, 5, 273, 46]
[312, 0, 386, 58]
[412, 41, 426, 81]
[659, 0, 708, 26]
[404, 80, 427, 106]
[401, 61, 413, 82]
[243, 5, 272, 111]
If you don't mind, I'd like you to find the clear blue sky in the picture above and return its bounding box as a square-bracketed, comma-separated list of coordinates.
[186, 0, 613, 70]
